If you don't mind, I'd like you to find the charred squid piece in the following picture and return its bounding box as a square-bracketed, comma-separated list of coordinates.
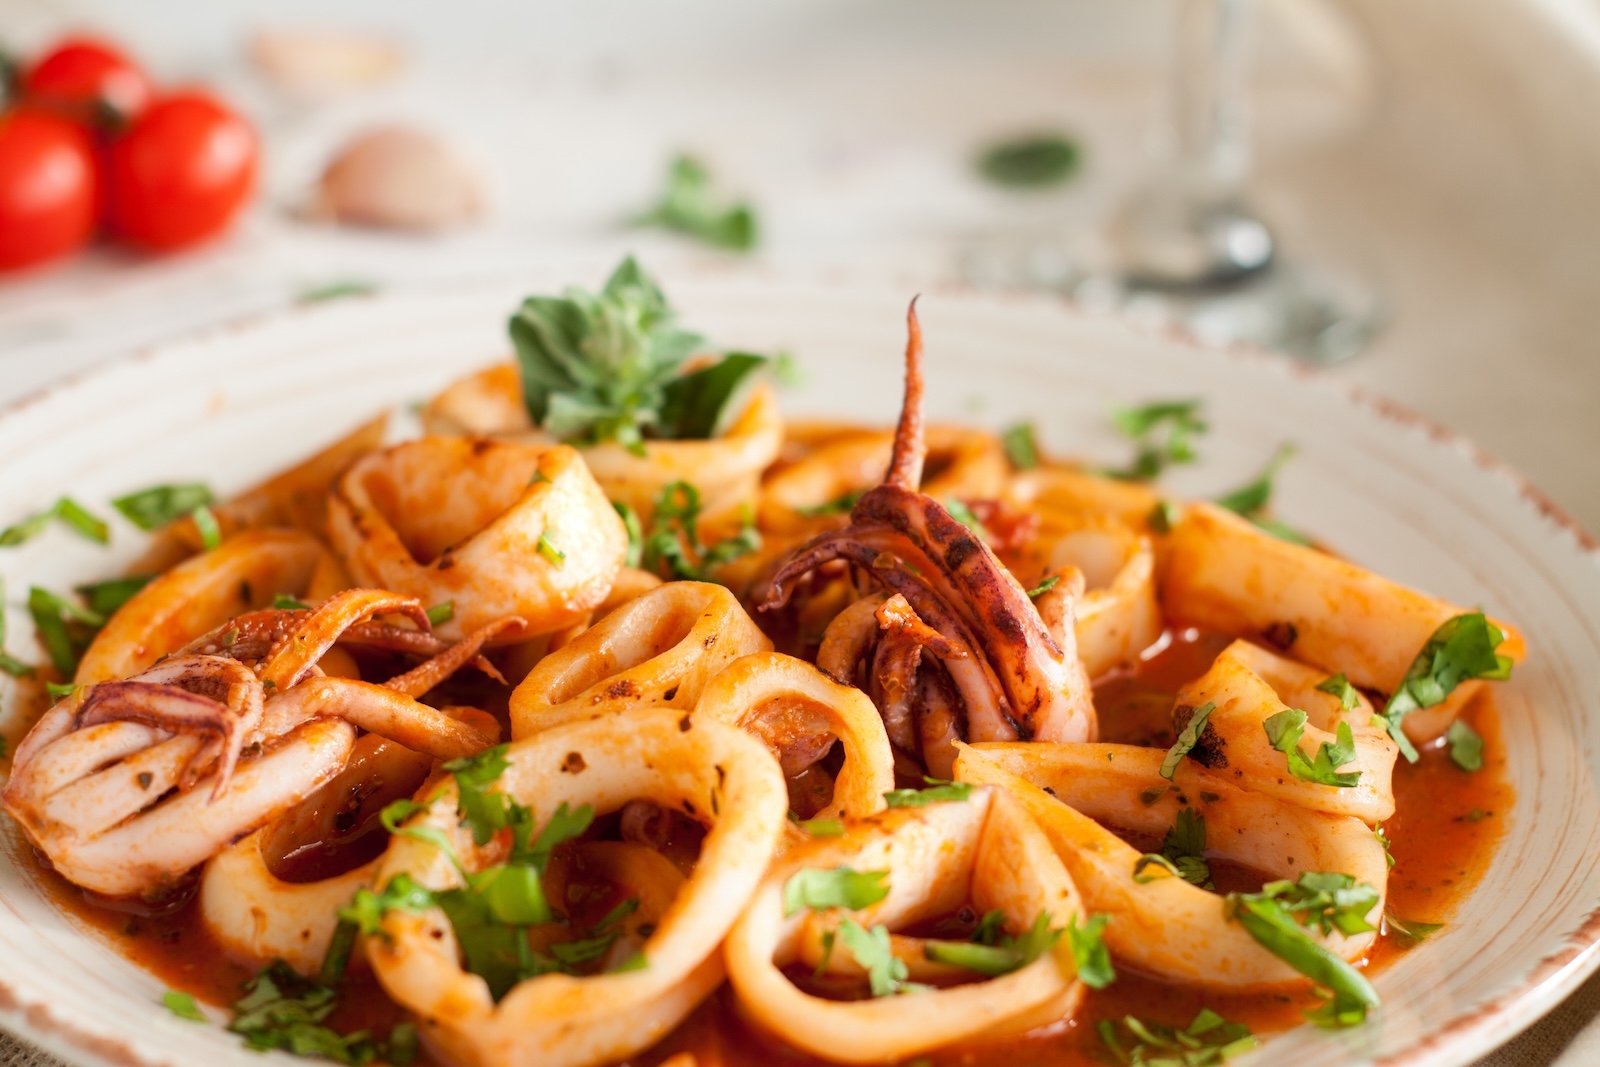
[760, 300, 1096, 744]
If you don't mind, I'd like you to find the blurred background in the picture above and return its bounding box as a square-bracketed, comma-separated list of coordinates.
[0, 0, 1595, 532]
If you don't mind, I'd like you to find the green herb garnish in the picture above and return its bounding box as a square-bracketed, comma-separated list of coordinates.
[614, 501, 643, 568]
[1098, 1008, 1257, 1065]
[1316, 673, 1360, 712]
[78, 575, 151, 617]
[1159, 702, 1215, 780]
[0, 577, 33, 677]
[883, 776, 974, 808]
[975, 133, 1081, 188]
[111, 483, 215, 531]
[640, 480, 760, 581]
[797, 816, 846, 838]
[1026, 575, 1060, 599]
[796, 490, 862, 518]
[1446, 719, 1484, 771]
[535, 531, 566, 566]
[783, 866, 891, 916]
[1, 497, 111, 547]
[1263, 709, 1361, 787]
[191, 504, 222, 550]
[1105, 399, 1206, 482]
[1224, 872, 1380, 1027]
[1213, 443, 1310, 544]
[298, 280, 378, 304]
[1139, 808, 1211, 888]
[425, 600, 455, 626]
[1381, 612, 1512, 763]
[27, 585, 103, 676]
[636, 154, 758, 251]
[838, 919, 916, 997]
[162, 990, 206, 1021]
[1001, 422, 1041, 469]
[1386, 912, 1444, 948]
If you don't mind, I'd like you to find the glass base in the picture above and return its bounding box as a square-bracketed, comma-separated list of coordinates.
[961, 243, 1381, 367]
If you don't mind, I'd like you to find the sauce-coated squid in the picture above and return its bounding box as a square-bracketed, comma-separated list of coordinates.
[421, 363, 785, 537]
[724, 787, 1085, 1063]
[509, 582, 770, 738]
[693, 651, 894, 820]
[954, 742, 1388, 989]
[328, 436, 626, 641]
[1175, 640, 1398, 822]
[366, 708, 788, 1067]
[1162, 503, 1525, 743]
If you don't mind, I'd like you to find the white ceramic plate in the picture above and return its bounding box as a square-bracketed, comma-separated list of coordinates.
[1, 270, 1597, 1067]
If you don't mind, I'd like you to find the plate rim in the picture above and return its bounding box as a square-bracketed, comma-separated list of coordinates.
[0, 266, 1595, 1067]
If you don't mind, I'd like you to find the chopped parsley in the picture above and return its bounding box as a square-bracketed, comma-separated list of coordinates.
[1147, 500, 1181, 534]
[1375, 825, 1396, 870]
[1386, 912, 1444, 948]
[1214, 443, 1310, 544]
[1316, 673, 1360, 712]
[1224, 872, 1381, 1026]
[111, 483, 215, 531]
[1001, 422, 1041, 469]
[635, 154, 758, 252]
[1026, 575, 1061, 599]
[191, 504, 222, 550]
[0, 497, 110, 547]
[883, 776, 974, 808]
[1446, 719, 1484, 771]
[1105, 399, 1206, 482]
[943, 498, 991, 543]
[838, 919, 914, 997]
[1136, 808, 1211, 888]
[45, 681, 78, 700]
[161, 990, 206, 1021]
[925, 911, 1069, 980]
[1098, 1008, 1257, 1065]
[509, 257, 773, 452]
[272, 594, 312, 611]
[796, 816, 846, 838]
[27, 585, 104, 676]
[297, 280, 378, 304]
[535, 531, 566, 566]
[1159, 702, 1215, 780]
[783, 866, 891, 916]
[78, 575, 151, 617]
[614, 501, 644, 567]
[640, 480, 760, 582]
[975, 133, 1081, 188]
[1381, 612, 1512, 763]
[1263, 709, 1361, 787]
[1067, 913, 1116, 989]
[425, 600, 455, 626]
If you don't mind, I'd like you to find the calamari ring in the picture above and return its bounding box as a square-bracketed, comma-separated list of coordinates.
[508, 582, 770, 739]
[1162, 503, 1525, 744]
[693, 652, 893, 820]
[1005, 466, 1162, 531]
[759, 425, 1008, 534]
[328, 436, 626, 641]
[1175, 640, 1398, 822]
[76, 529, 345, 685]
[724, 787, 1084, 1064]
[1018, 514, 1162, 680]
[953, 742, 1387, 990]
[366, 707, 788, 1067]
[199, 712, 493, 974]
[421, 363, 784, 538]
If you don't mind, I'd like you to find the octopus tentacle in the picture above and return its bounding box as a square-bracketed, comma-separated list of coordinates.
[884, 297, 926, 492]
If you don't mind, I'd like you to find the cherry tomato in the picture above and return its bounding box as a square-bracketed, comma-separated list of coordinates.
[0, 108, 99, 271]
[21, 36, 151, 121]
[106, 91, 257, 251]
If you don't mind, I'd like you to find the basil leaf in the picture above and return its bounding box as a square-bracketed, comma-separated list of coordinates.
[112, 483, 215, 531]
[975, 134, 1081, 188]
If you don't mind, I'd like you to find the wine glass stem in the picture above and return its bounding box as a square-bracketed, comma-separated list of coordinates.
[1170, 0, 1250, 190]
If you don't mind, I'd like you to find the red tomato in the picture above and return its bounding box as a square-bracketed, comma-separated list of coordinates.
[22, 36, 151, 120]
[0, 109, 99, 271]
[106, 91, 257, 251]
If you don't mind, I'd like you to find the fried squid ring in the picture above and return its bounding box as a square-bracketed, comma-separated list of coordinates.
[200, 710, 497, 975]
[1162, 503, 1525, 743]
[724, 788, 1084, 1063]
[1175, 640, 1398, 821]
[762, 303, 1095, 746]
[328, 436, 626, 640]
[953, 742, 1387, 990]
[759, 425, 1008, 534]
[76, 529, 345, 684]
[422, 363, 785, 538]
[366, 708, 788, 1067]
[509, 582, 770, 738]
[693, 652, 893, 820]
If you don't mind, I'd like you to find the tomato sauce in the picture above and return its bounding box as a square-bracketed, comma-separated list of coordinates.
[6, 629, 1510, 1066]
